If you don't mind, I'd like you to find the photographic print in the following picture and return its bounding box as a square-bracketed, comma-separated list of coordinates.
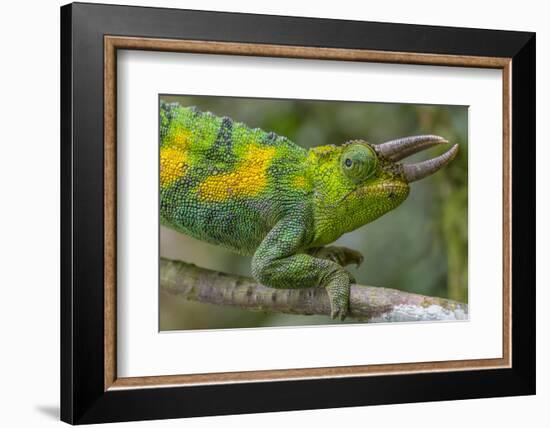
[159, 95, 468, 331]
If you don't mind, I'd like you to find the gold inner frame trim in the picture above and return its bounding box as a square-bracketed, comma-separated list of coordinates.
[104, 35, 512, 391]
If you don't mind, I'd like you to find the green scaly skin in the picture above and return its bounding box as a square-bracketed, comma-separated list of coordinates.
[160, 102, 413, 319]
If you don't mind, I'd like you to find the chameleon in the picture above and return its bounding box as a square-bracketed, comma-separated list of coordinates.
[160, 101, 458, 319]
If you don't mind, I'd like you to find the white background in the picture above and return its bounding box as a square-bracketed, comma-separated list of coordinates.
[118, 51, 502, 377]
[0, 0, 546, 427]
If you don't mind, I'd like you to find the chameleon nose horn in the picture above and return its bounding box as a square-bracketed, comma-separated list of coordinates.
[374, 135, 459, 183]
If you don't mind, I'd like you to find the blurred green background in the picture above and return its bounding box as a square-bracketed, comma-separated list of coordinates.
[160, 95, 468, 331]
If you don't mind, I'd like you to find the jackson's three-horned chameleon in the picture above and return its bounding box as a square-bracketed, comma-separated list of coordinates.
[160, 102, 458, 319]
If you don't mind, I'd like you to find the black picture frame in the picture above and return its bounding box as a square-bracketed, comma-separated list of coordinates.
[61, 2, 535, 424]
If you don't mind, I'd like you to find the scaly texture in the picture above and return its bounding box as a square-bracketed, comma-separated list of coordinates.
[159, 102, 454, 319]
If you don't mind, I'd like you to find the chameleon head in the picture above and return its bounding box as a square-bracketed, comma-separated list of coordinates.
[313, 135, 458, 240]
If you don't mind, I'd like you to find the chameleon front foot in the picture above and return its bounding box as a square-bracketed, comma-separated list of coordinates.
[309, 246, 364, 268]
[324, 270, 353, 320]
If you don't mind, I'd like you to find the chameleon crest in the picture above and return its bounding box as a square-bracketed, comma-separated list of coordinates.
[160, 102, 458, 319]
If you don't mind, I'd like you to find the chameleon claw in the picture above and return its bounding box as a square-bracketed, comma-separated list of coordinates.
[310, 246, 364, 268]
[343, 248, 363, 268]
[330, 307, 348, 320]
[325, 270, 351, 321]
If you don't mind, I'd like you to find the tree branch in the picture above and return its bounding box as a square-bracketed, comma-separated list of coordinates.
[161, 257, 468, 322]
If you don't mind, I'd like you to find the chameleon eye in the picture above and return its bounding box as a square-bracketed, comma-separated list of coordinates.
[341, 144, 377, 182]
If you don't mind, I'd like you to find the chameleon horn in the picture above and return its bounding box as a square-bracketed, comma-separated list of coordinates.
[402, 144, 459, 183]
[375, 135, 449, 161]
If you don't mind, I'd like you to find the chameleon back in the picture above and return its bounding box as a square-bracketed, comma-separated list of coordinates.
[160, 102, 312, 255]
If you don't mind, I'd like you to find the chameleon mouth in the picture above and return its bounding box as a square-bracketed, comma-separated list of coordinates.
[357, 181, 409, 202]
[373, 135, 459, 183]
[336, 181, 408, 208]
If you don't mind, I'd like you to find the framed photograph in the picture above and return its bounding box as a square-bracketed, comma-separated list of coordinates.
[60, 2, 535, 424]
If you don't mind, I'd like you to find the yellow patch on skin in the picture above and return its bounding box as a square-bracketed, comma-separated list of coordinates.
[160, 147, 188, 187]
[292, 175, 310, 191]
[160, 127, 192, 187]
[198, 145, 276, 202]
[167, 127, 191, 150]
